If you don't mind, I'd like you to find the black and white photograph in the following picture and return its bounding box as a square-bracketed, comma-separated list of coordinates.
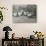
[12, 5, 37, 23]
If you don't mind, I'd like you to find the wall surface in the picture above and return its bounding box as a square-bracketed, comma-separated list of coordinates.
[0, 0, 46, 46]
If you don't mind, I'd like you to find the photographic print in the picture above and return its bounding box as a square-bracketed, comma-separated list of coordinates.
[12, 5, 37, 23]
